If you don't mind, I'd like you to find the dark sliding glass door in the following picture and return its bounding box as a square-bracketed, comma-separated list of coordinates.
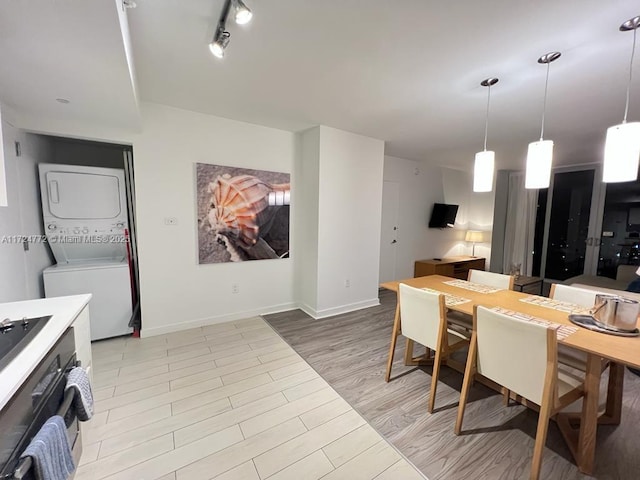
[534, 167, 603, 282]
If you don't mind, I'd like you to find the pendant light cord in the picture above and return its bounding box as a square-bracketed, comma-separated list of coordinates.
[483, 85, 491, 151]
[623, 27, 637, 124]
[540, 62, 551, 141]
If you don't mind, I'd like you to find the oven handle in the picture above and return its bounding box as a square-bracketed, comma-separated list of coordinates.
[12, 381, 77, 479]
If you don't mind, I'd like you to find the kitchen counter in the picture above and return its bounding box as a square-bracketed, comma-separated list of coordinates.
[0, 294, 92, 410]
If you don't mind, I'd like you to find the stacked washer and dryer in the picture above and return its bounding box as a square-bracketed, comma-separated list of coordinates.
[39, 164, 133, 340]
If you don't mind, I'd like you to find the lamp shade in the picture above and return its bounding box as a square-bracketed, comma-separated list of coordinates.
[465, 230, 484, 243]
[473, 151, 495, 192]
[525, 140, 553, 189]
[603, 122, 640, 183]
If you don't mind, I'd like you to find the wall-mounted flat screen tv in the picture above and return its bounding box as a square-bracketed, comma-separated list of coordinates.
[428, 203, 459, 228]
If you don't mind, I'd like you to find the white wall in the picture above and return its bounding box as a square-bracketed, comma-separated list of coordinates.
[294, 128, 320, 313]
[11, 104, 387, 333]
[442, 167, 495, 267]
[315, 126, 384, 316]
[0, 112, 54, 302]
[380, 157, 497, 280]
[382, 156, 459, 279]
[9, 103, 297, 335]
[133, 103, 297, 336]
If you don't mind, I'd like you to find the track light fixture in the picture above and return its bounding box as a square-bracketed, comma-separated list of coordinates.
[209, 0, 252, 59]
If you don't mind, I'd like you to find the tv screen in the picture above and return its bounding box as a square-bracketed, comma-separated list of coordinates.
[428, 203, 458, 228]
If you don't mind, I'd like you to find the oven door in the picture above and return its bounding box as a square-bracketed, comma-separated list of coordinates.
[0, 329, 82, 479]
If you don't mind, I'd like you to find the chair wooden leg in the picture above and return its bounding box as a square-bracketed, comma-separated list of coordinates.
[385, 302, 401, 382]
[455, 333, 477, 435]
[428, 346, 444, 413]
[404, 338, 415, 365]
[502, 388, 510, 406]
[530, 401, 552, 480]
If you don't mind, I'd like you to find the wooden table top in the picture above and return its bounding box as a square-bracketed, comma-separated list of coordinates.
[381, 275, 640, 369]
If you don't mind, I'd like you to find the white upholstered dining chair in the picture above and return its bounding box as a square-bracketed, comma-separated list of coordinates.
[399, 283, 469, 413]
[549, 283, 622, 422]
[446, 270, 515, 333]
[549, 284, 598, 307]
[455, 305, 585, 480]
[468, 269, 514, 290]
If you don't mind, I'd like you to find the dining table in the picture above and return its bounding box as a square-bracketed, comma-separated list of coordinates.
[380, 274, 640, 475]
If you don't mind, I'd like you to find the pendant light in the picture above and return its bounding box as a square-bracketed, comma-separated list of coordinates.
[473, 78, 498, 193]
[525, 52, 561, 189]
[603, 16, 640, 183]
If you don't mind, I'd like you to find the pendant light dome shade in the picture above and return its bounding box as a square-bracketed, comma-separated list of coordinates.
[474, 151, 495, 192]
[603, 16, 640, 183]
[525, 140, 554, 189]
[603, 122, 640, 182]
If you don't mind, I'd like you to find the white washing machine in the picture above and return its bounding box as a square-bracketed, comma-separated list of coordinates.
[39, 163, 134, 340]
[43, 261, 133, 340]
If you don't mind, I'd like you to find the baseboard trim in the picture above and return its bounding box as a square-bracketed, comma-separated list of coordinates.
[298, 298, 380, 320]
[140, 302, 298, 338]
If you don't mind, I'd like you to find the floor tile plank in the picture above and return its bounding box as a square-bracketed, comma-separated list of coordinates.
[252, 410, 365, 478]
[266, 451, 334, 480]
[175, 418, 307, 480]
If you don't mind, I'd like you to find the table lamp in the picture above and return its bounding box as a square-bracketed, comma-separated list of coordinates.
[465, 230, 484, 257]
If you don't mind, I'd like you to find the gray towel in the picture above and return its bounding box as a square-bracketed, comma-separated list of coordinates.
[20, 415, 75, 480]
[65, 366, 94, 421]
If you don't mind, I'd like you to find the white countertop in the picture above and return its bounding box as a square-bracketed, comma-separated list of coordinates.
[0, 294, 92, 410]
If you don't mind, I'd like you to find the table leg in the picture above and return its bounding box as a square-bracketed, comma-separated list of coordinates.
[577, 353, 601, 475]
[601, 362, 624, 425]
[385, 301, 401, 382]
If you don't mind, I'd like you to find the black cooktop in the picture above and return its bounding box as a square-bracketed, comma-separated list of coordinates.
[0, 316, 51, 372]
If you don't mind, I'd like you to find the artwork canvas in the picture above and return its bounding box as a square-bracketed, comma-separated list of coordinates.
[196, 163, 290, 263]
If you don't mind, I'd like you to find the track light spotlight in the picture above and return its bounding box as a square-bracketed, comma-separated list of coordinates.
[233, 0, 252, 25]
[209, 29, 230, 58]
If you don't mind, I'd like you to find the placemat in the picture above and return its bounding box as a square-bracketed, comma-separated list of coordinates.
[443, 279, 502, 294]
[491, 307, 579, 340]
[519, 295, 590, 314]
[421, 288, 471, 307]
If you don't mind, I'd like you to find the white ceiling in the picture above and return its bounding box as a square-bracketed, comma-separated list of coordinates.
[1, 1, 639, 170]
[0, 0, 139, 130]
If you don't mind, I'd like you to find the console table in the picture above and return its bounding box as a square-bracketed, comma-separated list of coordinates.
[414, 256, 485, 279]
[512, 275, 543, 295]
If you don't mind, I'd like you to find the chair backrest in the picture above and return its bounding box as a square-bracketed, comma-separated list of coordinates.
[399, 283, 445, 350]
[550, 284, 598, 308]
[475, 306, 555, 405]
[468, 269, 514, 290]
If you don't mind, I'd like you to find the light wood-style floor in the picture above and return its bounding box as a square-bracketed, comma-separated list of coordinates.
[79, 316, 426, 480]
[264, 290, 640, 480]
